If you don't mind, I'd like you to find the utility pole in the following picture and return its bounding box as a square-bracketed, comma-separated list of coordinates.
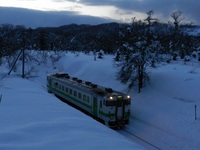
[8, 50, 22, 75]
[8, 27, 26, 78]
[0, 94, 2, 103]
[195, 105, 197, 120]
[8, 49, 25, 78]
[22, 48, 25, 78]
[21, 30, 26, 78]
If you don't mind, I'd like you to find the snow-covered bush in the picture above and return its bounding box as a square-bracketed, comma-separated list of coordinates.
[192, 51, 198, 58]
[4, 50, 64, 78]
[198, 51, 200, 61]
[98, 49, 104, 59]
[184, 55, 190, 62]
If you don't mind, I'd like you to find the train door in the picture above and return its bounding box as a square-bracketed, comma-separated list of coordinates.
[116, 100, 124, 120]
[93, 97, 98, 117]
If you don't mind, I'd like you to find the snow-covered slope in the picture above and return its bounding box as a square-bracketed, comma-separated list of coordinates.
[131, 62, 200, 149]
[60, 52, 200, 150]
[1, 51, 200, 149]
[0, 52, 143, 150]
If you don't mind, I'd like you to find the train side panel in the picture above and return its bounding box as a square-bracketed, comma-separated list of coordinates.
[50, 77, 93, 114]
[47, 73, 131, 128]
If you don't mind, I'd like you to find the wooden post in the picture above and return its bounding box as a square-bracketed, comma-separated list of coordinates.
[195, 105, 197, 120]
[0, 94, 2, 103]
[93, 50, 96, 61]
[22, 48, 25, 78]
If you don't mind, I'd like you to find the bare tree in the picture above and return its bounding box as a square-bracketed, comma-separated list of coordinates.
[117, 11, 159, 93]
[168, 11, 196, 59]
[170, 11, 184, 31]
[145, 10, 159, 28]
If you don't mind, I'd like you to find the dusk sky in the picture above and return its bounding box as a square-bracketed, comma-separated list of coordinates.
[0, 0, 199, 28]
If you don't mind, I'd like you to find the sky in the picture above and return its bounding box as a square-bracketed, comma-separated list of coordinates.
[0, 0, 199, 28]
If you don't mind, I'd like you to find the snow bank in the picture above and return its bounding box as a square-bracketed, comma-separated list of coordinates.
[1, 51, 200, 149]
[0, 52, 143, 150]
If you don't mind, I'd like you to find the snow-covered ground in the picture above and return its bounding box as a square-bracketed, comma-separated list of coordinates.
[129, 61, 200, 150]
[0, 51, 200, 150]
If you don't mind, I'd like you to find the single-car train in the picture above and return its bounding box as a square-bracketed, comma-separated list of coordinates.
[47, 72, 131, 128]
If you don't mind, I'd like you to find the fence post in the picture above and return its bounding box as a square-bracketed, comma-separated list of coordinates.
[195, 105, 197, 120]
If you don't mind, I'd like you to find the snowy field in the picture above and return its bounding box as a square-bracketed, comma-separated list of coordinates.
[0, 51, 200, 150]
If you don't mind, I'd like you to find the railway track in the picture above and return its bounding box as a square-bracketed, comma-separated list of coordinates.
[118, 129, 161, 150]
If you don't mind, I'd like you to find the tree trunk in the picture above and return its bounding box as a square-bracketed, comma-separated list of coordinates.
[138, 65, 144, 93]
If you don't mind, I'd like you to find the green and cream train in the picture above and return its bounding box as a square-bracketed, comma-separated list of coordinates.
[47, 72, 131, 128]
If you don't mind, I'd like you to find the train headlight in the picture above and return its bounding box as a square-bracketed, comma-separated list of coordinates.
[127, 95, 130, 99]
[109, 96, 113, 100]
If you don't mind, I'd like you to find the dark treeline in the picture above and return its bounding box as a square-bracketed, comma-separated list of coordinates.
[0, 22, 121, 57]
[0, 20, 199, 58]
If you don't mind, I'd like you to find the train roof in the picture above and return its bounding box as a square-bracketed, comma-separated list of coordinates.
[48, 72, 126, 97]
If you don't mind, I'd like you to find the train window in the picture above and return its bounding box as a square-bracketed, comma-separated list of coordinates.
[106, 100, 116, 106]
[69, 89, 72, 95]
[62, 86, 64, 91]
[78, 93, 82, 99]
[87, 97, 89, 103]
[100, 100, 102, 108]
[106, 101, 109, 106]
[65, 87, 68, 93]
[125, 99, 131, 105]
[113, 101, 117, 106]
[103, 100, 106, 105]
[83, 95, 87, 102]
[74, 91, 77, 97]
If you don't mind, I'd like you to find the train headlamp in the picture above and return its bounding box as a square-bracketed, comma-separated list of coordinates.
[109, 96, 113, 100]
[127, 95, 130, 99]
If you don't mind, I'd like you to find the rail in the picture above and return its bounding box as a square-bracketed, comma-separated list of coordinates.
[118, 129, 161, 150]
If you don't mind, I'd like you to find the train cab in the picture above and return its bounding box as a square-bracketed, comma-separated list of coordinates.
[102, 93, 131, 128]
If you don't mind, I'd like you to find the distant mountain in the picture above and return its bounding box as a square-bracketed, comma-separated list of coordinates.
[0, 7, 116, 28]
[32, 22, 125, 52]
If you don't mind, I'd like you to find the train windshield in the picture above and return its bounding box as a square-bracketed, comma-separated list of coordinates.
[105, 99, 130, 106]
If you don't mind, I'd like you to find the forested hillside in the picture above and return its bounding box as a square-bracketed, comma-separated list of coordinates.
[0, 21, 199, 57]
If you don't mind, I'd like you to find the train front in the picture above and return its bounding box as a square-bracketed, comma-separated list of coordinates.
[105, 93, 131, 128]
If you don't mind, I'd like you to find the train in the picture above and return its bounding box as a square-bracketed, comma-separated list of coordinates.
[47, 72, 131, 128]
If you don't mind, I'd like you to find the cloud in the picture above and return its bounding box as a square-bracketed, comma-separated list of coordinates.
[78, 0, 200, 24]
[0, 7, 116, 28]
[0, 0, 199, 26]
